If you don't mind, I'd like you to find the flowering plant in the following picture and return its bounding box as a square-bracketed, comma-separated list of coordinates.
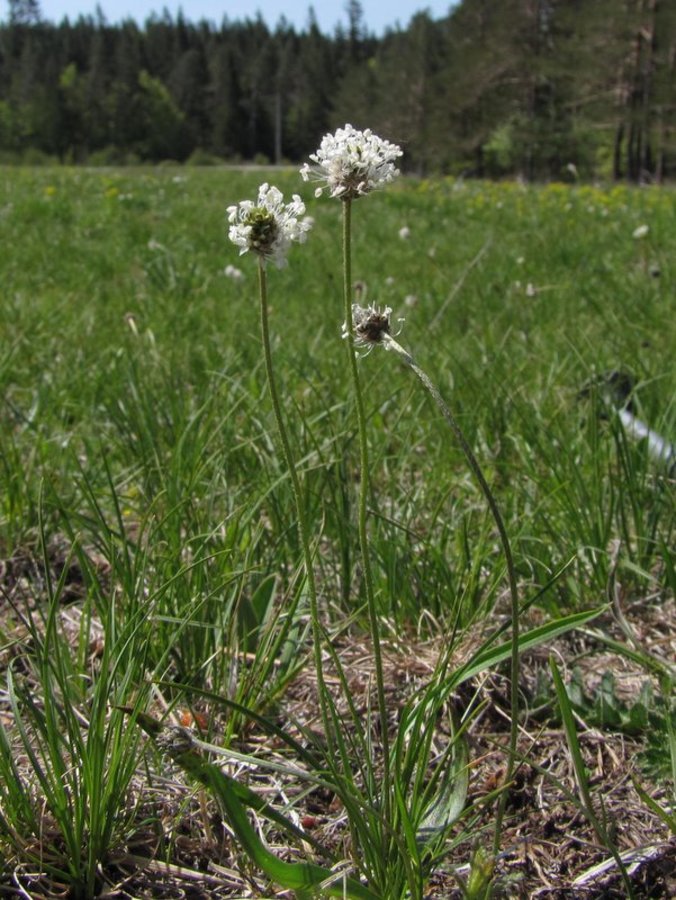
[227, 183, 311, 268]
[218, 123, 527, 899]
[300, 124, 402, 199]
[342, 304, 405, 355]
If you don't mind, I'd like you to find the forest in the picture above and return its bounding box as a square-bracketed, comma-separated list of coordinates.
[1, 0, 675, 181]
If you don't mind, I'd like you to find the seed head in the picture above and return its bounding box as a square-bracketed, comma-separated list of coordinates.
[343, 303, 397, 350]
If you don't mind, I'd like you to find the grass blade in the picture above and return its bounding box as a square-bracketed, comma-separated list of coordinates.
[130, 711, 379, 899]
[550, 657, 635, 898]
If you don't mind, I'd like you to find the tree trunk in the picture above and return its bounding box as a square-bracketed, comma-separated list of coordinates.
[613, 121, 624, 179]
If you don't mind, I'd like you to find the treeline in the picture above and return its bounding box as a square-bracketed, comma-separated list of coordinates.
[1, 0, 675, 181]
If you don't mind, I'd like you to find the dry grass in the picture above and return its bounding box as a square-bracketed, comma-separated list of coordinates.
[1, 540, 675, 898]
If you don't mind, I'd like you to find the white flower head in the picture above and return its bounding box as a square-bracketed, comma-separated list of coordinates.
[632, 224, 649, 240]
[227, 183, 311, 268]
[399, 225, 411, 240]
[342, 303, 402, 353]
[301, 124, 403, 200]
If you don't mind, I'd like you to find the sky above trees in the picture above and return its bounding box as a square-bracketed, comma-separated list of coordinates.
[16, 0, 458, 34]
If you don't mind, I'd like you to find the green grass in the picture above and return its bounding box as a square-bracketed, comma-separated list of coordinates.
[0, 166, 674, 897]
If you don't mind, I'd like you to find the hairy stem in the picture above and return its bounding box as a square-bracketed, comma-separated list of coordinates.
[342, 199, 392, 835]
[257, 259, 329, 731]
[383, 333, 520, 855]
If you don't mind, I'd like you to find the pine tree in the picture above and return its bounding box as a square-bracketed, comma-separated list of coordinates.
[8, 0, 41, 26]
[0, 0, 673, 175]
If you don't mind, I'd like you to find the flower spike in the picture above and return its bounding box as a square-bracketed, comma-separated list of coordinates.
[342, 303, 404, 356]
[301, 124, 402, 200]
[227, 183, 311, 268]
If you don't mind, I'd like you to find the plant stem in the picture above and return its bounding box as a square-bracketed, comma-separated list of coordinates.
[257, 259, 327, 726]
[382, 333, 520, 856]
[342, 199, 392, 834]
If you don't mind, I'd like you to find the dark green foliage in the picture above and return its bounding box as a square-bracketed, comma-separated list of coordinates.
[536, 666, 654, 735]
[1, 2, 675, 178]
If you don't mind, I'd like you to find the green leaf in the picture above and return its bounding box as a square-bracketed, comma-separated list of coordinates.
[550, 658, 635, 898]
[128, 712, 379, 900]
[631, 776, 676, 835]
[416, 732, 469, 845]
[454, 608, 603, 688]
[550, 658, 599, 829]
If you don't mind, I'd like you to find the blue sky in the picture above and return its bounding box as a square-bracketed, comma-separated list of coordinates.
[29, 1, 456, 34]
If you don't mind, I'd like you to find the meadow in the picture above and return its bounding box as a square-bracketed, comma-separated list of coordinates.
[0, 165, 674, 898]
